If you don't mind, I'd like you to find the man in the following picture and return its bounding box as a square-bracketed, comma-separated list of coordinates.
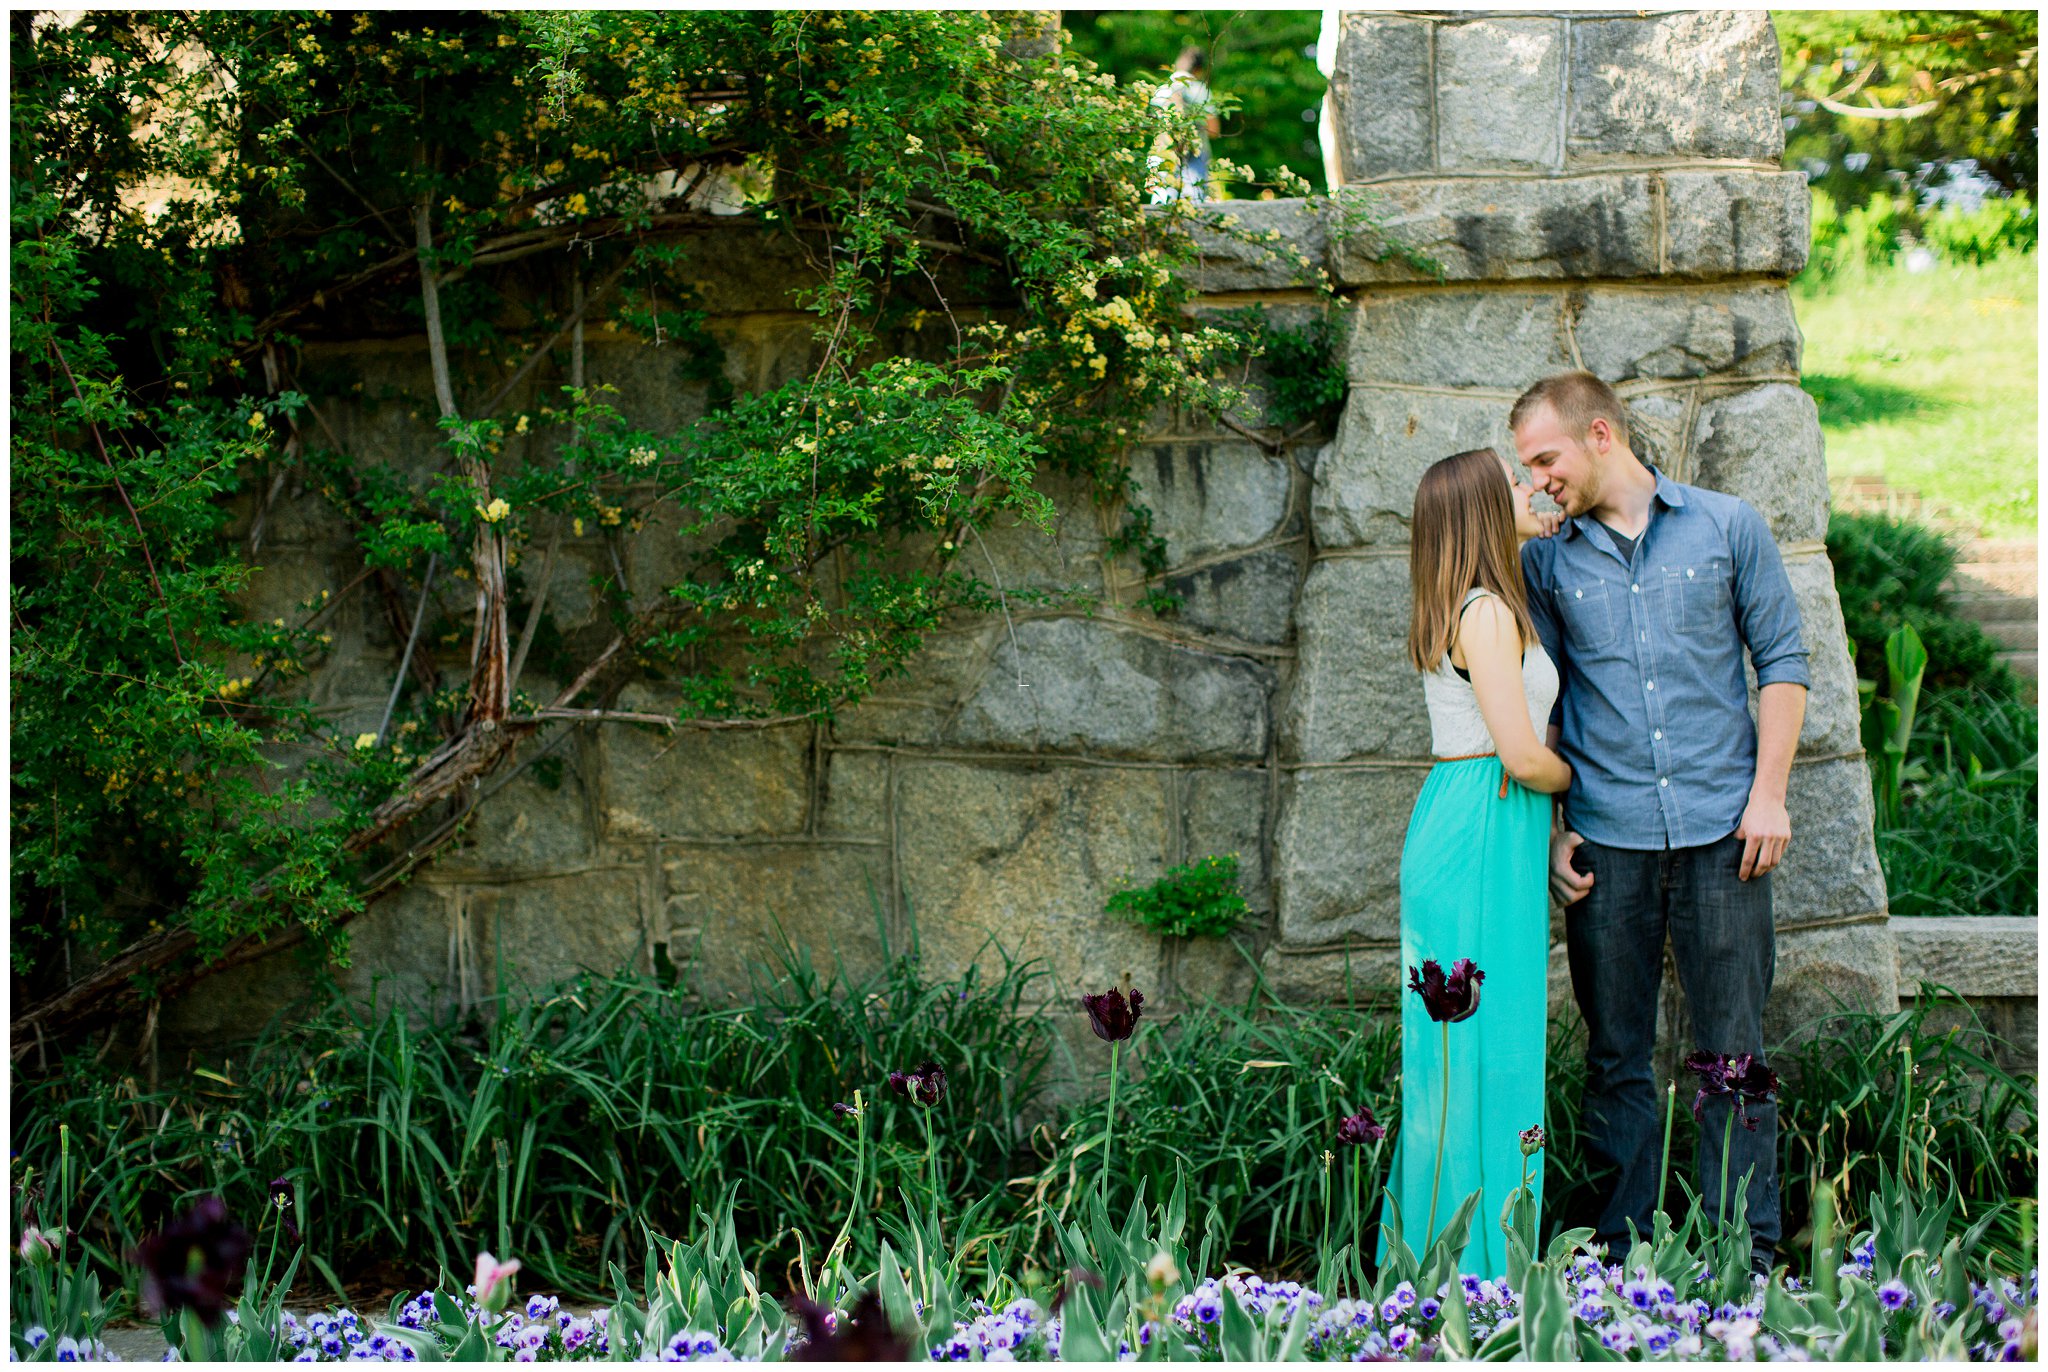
[1512, 372, 1808, 1275]
[1149, 47, 1221, 202]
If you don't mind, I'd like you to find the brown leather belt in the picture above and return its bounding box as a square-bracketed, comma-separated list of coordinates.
[1433, 751, 1511, 798]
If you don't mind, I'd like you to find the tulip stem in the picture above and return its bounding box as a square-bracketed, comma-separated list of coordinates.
[919, 1104, 940, 1231]
[1350, 1146, 1363, 1291]
[1104, 1039, 1120, 1198]
[1896, 1038, 1912, 1187]
[1656, 1082, 1676, 1223]
[823, 1097, 866, 1296]
[1427, 1019, 1448, 1249]
[1717, 1107, 1735, 1232]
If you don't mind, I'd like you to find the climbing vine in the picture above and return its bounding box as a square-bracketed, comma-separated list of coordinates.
[10, 10, 1416, 1043]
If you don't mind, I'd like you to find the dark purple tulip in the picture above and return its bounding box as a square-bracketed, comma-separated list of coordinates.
[1685, 1051, 1779, 1130]
[787, 1289, 909, 1362]
[133, 1196, 253, 1326]
[1336, 1108, 1386, 1147]
[1407, 958, 1484, 1024]
[1519, 1125, 1547, 1156]
[885, 1060, 947, 1107]
[1080, 987, 1144, 1042]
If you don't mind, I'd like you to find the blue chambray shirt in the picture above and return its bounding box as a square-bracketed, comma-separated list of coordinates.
[1520, 468, 1811, 851]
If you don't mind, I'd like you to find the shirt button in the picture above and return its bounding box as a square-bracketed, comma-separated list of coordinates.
[1659, 777, 1669, 787]
[1631, 583, 1640, 593]
[1645, 681, 1655, 691]
[1654, 729, 1663, 740]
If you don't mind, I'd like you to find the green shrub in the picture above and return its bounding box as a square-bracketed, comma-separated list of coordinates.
[1825, 510, 2019, 700]
[1923, 193, 2039, 265]
[1806, 189, 1907, 279]
[1805, 189, 2036, 282]
[1104, 854, 1249, 940]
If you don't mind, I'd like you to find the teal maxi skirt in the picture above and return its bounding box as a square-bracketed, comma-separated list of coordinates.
[1378, 755, 1550, 1281]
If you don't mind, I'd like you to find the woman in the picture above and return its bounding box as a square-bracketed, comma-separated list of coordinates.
[1382, 447, 1571, 1280]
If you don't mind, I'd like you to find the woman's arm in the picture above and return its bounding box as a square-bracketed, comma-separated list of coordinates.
[1457, 597, 1573, 794]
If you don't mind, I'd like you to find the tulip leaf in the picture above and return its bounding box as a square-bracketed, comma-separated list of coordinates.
[1940, 1237, 1971, 1311]
[1437, 1266, 1474, 1359]
[1474, 1318, 1521, 1360]
[1161, 1169, 1188, 1247]
[1832, 1283, 1883, 1361]
[1216, 1277, 1262, 1359]
[1545, 1227, 1596, 1265]
[1577, 1324, 1626, 1360]
[1059, 1293, 1116, 1363]
[1520, 1260, 1577, 1361]
[1420, 1188, 1480, 1294]
[381, 1325, 447, 1362]
[1273, 1293, 1318, 1362]
[1933, 1317, 1970, 1361]
[1377, 1189, 1420, 1285]
[875, 1240, 920, 1344]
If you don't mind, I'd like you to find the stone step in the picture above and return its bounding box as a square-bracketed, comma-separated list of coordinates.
[1999, 649, 2038, 680]
[1952, 564, 2038, 599]
[1949, 592, 2039, 624]
[1962, 539, 2038, 565]
[1971, 618, 2038, 651]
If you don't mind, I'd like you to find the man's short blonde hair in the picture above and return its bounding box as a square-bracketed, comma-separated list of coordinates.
[1509, 371, 1630, 448]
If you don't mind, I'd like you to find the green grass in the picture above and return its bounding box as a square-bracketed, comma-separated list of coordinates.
[1795, 254, 2038, 537]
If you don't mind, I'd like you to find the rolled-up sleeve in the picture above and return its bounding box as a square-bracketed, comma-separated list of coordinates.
[1728, 502, 1811, 688]
[1521, 539, 1566, 726]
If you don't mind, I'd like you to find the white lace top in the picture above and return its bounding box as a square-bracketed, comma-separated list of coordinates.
[1422, 588, 1561, 758]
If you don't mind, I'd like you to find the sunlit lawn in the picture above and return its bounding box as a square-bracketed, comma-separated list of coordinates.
[1795, 253, 2038, 537]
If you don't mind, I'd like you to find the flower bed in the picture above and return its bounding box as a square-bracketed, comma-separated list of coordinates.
[14, 1179, 2037, 1363]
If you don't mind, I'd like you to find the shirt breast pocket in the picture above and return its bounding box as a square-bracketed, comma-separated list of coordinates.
[1664, 558, 1732, 634]
[1559, 580, 1618, 654]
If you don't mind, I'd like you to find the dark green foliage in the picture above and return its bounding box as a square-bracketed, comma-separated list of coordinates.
[11, 937, 1062, 1305]
[1104, 854, 1250, 939]
[1225, 309, 1346, 433]
[1826, 510, 2037, 917]
[17, 951, 2034, 1310]
[1825, 509, 2019, 698]
[1545, 990, 2038, 1267]
[1777, 984, 2039, 1269]
[1878, 688, 2037, 917]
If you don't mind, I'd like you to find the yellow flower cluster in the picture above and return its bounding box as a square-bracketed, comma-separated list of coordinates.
[476, 497, 512, 523]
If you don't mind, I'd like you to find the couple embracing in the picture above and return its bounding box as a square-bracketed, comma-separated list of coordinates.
[1387, 372, 1810, 1281]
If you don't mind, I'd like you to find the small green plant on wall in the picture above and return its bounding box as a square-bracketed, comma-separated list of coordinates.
[1106, 853, 1248, 939]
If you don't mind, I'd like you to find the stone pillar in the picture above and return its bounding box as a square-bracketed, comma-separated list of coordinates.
[1274, 10, 1896, 1044]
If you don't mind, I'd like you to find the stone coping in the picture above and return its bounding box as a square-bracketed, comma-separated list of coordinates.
[1894, 916, 2040, 1001]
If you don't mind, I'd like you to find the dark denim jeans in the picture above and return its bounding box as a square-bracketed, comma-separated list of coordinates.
[1565, 834, 1780, 1267]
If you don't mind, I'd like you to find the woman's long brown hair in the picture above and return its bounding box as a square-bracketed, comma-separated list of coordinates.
[1406, 448, 1539, 673]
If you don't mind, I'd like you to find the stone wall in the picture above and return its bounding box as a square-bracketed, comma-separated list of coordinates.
[167, 11, 1903, 1065]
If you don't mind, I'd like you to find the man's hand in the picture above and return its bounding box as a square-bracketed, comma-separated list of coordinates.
[1550, 829, 1594, 907]
[1736, 794, 1791, 880]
